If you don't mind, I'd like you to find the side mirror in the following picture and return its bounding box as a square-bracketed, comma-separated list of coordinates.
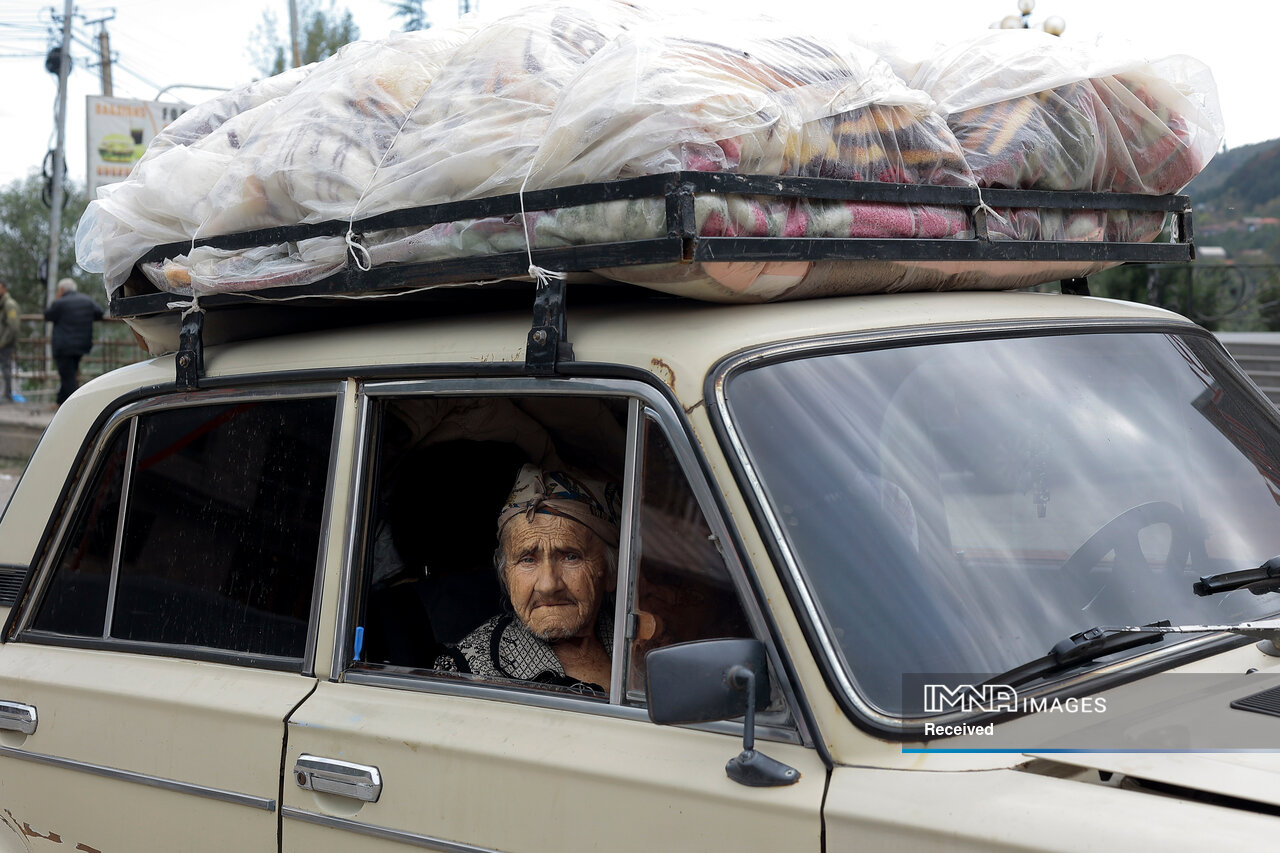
[645, 638, 800, 788]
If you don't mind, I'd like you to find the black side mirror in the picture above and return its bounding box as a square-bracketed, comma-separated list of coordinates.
[645, 638, 800, 788]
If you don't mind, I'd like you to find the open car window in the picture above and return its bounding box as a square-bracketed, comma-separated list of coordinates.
[349, 388, 765, 712]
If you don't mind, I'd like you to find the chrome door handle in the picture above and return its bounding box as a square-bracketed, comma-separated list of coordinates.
[294, 754, 382, 803]
[0, 701, 37, 735]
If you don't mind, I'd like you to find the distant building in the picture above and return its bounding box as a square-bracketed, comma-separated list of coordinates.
[1199, 246, 1228, 260]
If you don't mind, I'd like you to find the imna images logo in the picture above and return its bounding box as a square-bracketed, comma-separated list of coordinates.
[923, 683, 1019, 714]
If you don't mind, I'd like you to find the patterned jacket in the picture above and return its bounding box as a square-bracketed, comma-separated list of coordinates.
[434, 611, 614, 695]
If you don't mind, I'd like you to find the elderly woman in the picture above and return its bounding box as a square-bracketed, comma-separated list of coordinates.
[435, 464, 621, 694]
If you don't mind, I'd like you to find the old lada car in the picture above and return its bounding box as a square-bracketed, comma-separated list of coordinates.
[13, 0, 1269, 841]
[5, 167, 1280, 851]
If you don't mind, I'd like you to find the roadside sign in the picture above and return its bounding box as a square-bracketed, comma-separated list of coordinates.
[86, 96, 190, 197]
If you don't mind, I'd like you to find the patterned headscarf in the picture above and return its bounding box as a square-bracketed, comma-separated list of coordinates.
[497, 464, 621, 548]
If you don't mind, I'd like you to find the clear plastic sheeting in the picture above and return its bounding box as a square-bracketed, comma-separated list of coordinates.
[76, 1, 1223, 303]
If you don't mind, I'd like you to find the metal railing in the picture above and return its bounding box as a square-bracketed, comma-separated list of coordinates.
[13, 315, 149, 403]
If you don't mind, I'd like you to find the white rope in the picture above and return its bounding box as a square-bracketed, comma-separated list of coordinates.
[517, 166, 565, 289]
[165, 293, 204, 319]
[972, 184, 1009, 226]
[233, 276, 515, 304]
[344, 91, 426, 271]
[345, 230, 373, 271]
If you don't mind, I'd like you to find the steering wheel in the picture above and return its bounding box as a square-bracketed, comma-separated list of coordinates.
[1062, 501, 1191, 578]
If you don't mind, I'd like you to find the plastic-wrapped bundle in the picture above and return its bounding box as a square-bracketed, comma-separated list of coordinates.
[373, 19, 981, 299]
[912, 31, 1221, 243]
[130, 2, 655, 295]
[77, 2, 1224, 305]
[354, 1, 652, 212]
[82, 25, 475, 292]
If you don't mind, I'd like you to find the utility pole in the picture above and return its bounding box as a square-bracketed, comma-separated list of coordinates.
[45, 0, 74, 314]
[97, 25, 112, 96]
[288, 0, 301, 68]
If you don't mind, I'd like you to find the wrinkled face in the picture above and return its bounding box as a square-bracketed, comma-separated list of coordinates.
[501, 513, 611, 641]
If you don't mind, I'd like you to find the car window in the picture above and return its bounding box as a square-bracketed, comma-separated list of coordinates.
[28, 425, 129, 637]
[350, 391, 758, 709]
[354, 394, 626, 690]
[626, 414, 752, 699]
[27, 396, 337, 663]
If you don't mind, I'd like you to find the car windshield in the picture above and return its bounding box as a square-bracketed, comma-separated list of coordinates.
[724, 329, 1280, 717]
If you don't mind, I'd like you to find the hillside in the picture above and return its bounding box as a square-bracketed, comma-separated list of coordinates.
[1187, 138, 1280, 214]
[1184, 139, 1279, 200]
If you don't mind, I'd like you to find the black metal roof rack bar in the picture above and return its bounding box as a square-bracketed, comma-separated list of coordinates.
[129, 171, 1192, 268]
[114, 236, 681, 318]
[691, 237, 1191, 264]
[105, 171, 1197, 386]
[136, 172, 685, 264]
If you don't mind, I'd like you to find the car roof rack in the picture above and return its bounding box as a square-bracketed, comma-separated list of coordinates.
[105, 171, 1195, 389]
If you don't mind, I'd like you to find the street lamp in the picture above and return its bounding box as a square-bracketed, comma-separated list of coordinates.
[994, 0, 1066, 36]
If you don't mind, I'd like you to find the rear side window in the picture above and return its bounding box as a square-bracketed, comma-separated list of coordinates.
[29, 426, 129, 636]
[29, 396, 337, 663]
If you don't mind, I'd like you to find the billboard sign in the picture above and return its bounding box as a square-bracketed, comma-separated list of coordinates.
[86, 96, 189, 197]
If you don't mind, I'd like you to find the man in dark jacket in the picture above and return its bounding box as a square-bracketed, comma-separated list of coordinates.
[44, 278, 104, 405]
[0, 279, 18, 402]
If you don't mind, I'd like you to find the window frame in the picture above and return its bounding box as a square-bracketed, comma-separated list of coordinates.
[334, 376, 807, 744]
[13, 382, 346, 673]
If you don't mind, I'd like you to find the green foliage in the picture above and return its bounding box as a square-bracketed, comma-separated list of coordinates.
[1183, 140, 1276, 199]
[0, 172, 91, 314]
[1091, 261, 1280, 333]
[250, 1, 361, 77]
[1089, 263, 1148, 305]
[385, 0, 431, 31]
[1207, 146, 1280, 213]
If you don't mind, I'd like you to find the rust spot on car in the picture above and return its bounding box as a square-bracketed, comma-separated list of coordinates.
[683, 399, 704, 415]
[21, 822, 61, 842]
[650, 358, 676, 391]
[4, 810, 100, 851]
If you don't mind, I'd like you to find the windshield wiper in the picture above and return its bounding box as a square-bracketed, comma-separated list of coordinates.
[985, 621, 1171, 688]
[1194, 556, 1280, 596]
[1103, 619, 1280, 653]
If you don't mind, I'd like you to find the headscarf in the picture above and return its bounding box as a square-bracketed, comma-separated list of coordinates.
[497, 463, 621, 548]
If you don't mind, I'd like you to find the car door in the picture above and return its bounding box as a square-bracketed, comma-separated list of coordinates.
[0, 386, 342, 852]
[281, 377, 826, 853]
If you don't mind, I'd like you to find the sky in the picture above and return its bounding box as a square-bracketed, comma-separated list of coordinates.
[0, 0, 1274, 191]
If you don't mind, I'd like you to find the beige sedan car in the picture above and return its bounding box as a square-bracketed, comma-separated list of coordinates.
[4, 286, 1280, 852]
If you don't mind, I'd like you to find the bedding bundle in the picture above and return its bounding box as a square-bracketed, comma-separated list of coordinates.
[76, 1, 1223, 303]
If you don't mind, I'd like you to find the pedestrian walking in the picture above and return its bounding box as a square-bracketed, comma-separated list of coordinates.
[44, 278, 104, 406]
[0, 279, 19, 403]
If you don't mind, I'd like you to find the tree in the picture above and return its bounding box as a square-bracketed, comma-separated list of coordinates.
[386, 0, 432, 31]
[0, 172, 90, 314]
[249, 1, 361, 77]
